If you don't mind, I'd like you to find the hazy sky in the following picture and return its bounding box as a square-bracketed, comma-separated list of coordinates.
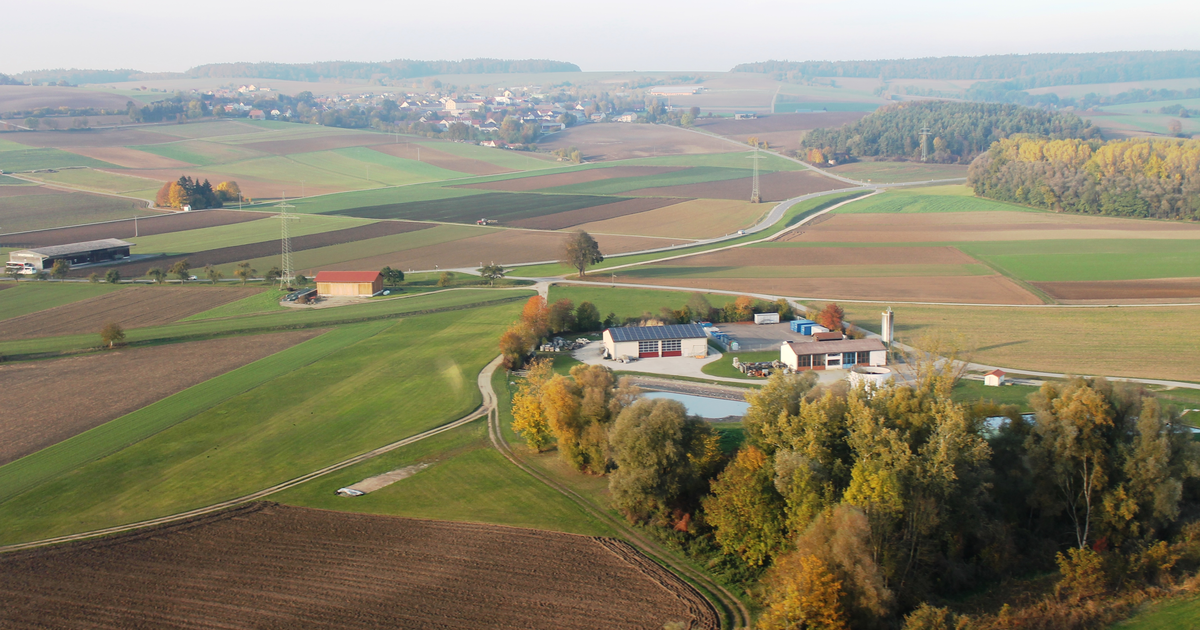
[3, 0, 1198, 74]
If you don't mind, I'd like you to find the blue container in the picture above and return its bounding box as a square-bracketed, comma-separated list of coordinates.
[790, 319, 816, 334]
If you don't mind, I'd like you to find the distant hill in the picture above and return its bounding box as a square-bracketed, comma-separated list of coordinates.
[12, 59, 580, 86]
[732, 51, 1200, 89]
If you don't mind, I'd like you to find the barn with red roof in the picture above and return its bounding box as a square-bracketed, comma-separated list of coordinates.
[315, 271, 383, 297]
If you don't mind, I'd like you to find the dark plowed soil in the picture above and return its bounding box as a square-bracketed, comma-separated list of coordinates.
[1, 210, 264, 249]
[0, 286, 261, 340]
[67, 220, 431, 278]
[627, 170, 848, 201]
[454, 166, 689, 192]
[508, 197, 685, 230]
[1035, 277, 1200, 301]
[0, 330, 321, 465]
[0, 503, 719, 630]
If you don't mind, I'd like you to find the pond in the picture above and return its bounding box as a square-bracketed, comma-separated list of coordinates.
[643, 391, 749, 420]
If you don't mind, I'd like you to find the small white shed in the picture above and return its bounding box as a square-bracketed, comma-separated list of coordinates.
[753, 312, 780, 325]
[984, 369, 1006, 387]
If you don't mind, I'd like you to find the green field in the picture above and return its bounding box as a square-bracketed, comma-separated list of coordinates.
[286, 183, 482, 215]
[182, 288, 289, 320]
[412, 140, 559, 171]
[130, 140, 267, 167]
[547, 284, 739, 321]
[129, 214, 368, 254]
[23, 168, 160, 195]
[327, 191, 628, 223]
[0, 301, 522, 545]
[626, 151, 803, 172]
[0, 174, 33, 185]
[273, 421, 613, 536]
[289, 148, 466, 186]
[0, 189, 155, 232]
[1113, 595, 1200, 629]
[0, 282, 123, 320]
[827, 161, 970, 183]
[833, 186, 1036, 214]
[701, 351, 777, 379]
[621, 263, 992, 280]
[951, 378, 1041, 409]
[832, 301, 1200, 383]
[0, 148, 117, 172]
[959, 240, 1200, 282]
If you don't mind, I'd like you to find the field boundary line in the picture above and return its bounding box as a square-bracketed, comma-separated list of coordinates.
[482, 361, 749, 629]
[5, 172, 163, 210]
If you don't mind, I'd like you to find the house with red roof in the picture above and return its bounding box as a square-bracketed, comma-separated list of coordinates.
[984, 369, 1006, 387]
[315, 271, 383, 297]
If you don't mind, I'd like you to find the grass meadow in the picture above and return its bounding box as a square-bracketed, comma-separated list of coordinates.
[833, 185, 1036, 214]
[1112, 595, 1200, 630]
[826, 161, 970, 183]
[0, 148, 116, 172]
[0, 282, 123, 321]
[959, 240, 1200, 282]
[0, 301, 523, 545]
[547, 284, 739, 321]
[128, 213, 368, 254]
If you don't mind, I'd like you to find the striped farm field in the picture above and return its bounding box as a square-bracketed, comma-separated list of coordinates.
[128, 214, 372, 254]
[24, 168, 162, 195]
[0, 148, 117, 172]
[288, 148, 466, 185]
[0, 187, 156, 233]
[573, 198, 768, 239]
[619, 263, 991, 279]
[0, 283, 124, 322]
[131, 140, 268, 167]
[327, 191, 634, 223]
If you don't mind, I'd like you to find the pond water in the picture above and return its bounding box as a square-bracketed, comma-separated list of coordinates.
[643, 391, 749, 419]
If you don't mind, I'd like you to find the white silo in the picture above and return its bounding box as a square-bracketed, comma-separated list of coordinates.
[881, 307, 894, 344]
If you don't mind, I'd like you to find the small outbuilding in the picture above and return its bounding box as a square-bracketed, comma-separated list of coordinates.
[753, 312, 780, 325]
[315, 271, 383, 297]
[781, 337, 887, 371]
[603, 323, 709, 360]
[984, 369, 1006, 387]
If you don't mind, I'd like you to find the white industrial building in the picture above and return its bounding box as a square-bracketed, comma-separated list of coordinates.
[603, 324, 709, 360]
[781, 336, 887, 371]
[5, 239, 132, 274]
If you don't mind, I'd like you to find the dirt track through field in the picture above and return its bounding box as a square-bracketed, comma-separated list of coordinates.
[454, 166, 689, 192]
[71, 220, 431, 278]
[627, 170, 847, 201]
[0, 503, 717, 630]
[0, 286, 262, 340]
[616, 274, 1043, 304]
[0, 210, 263, 248]
[0, 330, 320, 466]
[1035, 277, 1200, 301]
[507, 197, 684, 229]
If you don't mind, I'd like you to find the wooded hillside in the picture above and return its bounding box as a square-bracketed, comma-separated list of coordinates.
[969, 137, 1200, 220]
[800, 101, 1099, 164]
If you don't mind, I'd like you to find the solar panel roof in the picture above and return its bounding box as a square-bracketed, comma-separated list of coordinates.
[606, 323, 708, 342]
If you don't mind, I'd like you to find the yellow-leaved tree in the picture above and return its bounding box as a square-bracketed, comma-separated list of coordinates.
[511, 359, 554, 452]
[758, 553, 849, 630]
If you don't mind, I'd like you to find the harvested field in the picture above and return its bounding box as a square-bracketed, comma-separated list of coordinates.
[0, 189, 154, 234]
[131, 139, 268, 167]
[371, 143, 515, 176]
[3, 127, 181, 149]
[785, 211, 1200, 243]
[677, 245, 977, 266]
[538, 123, 742, 161]
[240, 132, 390, 155]
[0, 330, 319, 466]
[326, 229, 686, 271]
[0, 503, 717, 630]
[0, 209, 262, 248]
[328, 191, 625, 224]
[1035, 278, 1200, 302]
[0, 86, 134, 114]
[827, 161, 969, 183]
[0, 286, 262, 340]
[626, 169, 848, 201]
[616, 274, 1042, 304]
[575, 198, 767, 239]
[696, 112, 868, 135]
[59, 146, 191, 170]
[0, 184, 58, 198]
[79, 220, 431, 278]
[454, 166, 688, 192]
[105, 167, 321, 198]
[508, 197, 684, 230]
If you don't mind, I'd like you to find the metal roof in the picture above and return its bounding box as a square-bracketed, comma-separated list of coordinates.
[18, 239, 132, 258]
[315, 271, 382, 283]
[784, 338, 886, 355]
[605, 323, 708, 342]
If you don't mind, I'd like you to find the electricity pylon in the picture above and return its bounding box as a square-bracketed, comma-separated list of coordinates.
[919, 126, 932, 162]
[273, 195, 299, 287]
[748, 146, 762, 203]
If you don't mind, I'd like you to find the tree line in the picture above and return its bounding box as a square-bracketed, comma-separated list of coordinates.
[732, 51, 1200, 88]
[801, 101, 1100, 164]
[505, 332, 1200, 629]
[968, 137, 1200, 220]
[154, 177, 240, 209]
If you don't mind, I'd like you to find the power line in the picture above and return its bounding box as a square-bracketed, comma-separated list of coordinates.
[273, 194, 299, 287]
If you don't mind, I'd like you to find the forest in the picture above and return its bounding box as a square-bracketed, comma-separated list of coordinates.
[800, 102, 1100, 164]
[502, 299, 1200, 629]
[732, 51, 1200, 88]
[968, 137, 1200, 220]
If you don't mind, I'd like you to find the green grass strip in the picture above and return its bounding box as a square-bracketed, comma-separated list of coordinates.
[0, 322, 389, 503]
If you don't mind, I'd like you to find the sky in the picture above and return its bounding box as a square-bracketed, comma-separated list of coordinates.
[2, 0, 1199, 74]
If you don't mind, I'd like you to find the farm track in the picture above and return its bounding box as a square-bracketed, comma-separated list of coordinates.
[481, 363, 749, 629]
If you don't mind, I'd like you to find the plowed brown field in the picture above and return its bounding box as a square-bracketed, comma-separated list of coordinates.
[1, 210, 263, 248]
[326, 230, 687, 271]
[1035, 278, 1200, 302]
[674, 245, 976, 266]
[575, 198, 766, 239]
[76, 220, 432, 278]
[0, 286, 262, 340]
[4, 127, 182, 148]
[616, 274, 1042, 304]
[60, 147, 191, 169]
[627, 170, 847, 201]
[371, 143, 515, 176]
[508, 197, 684, 230]
[538, 124, 741, 161]
[786, 211, 1200, 243]
[0, 503, 718, 630]
[455, 166, 688, 192]
[0, 330, 320, 465]
[0, 86, 135, 115]
[0, 185, 59, 199]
